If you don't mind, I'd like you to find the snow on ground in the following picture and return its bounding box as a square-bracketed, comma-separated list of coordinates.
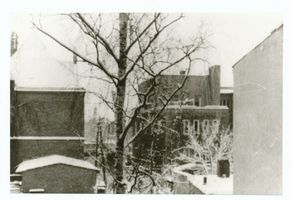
[172, 163, 233, 194]
[188, 174, 233, 195]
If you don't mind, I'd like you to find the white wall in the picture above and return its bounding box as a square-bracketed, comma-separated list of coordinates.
[233, 26, 282, 194]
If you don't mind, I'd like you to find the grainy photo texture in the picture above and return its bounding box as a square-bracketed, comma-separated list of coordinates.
[10, 13, 282, 194]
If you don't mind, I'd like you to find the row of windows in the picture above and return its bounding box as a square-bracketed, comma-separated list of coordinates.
[182, 119, 220, 136]
[220, 99, 231, 108]
[134, 118, 220, 137]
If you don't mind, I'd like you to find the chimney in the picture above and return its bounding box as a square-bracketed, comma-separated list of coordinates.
[208, 65, 220, 105]
[10, 32, 18, 56]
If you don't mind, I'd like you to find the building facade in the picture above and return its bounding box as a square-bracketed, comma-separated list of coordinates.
[132, 65, 232, 170]
[233, 25, 282, 194]
[10, 84, 86, 172]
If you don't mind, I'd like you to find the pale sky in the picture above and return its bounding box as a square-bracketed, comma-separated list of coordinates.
[11, 13, 282, 87]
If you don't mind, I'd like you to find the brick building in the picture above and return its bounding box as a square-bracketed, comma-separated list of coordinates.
[10, 83, 86, 173]
[132, 65, 232, 169]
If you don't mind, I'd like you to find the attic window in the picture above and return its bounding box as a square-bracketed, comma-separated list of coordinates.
[220, 99, 229, 107]
[194, 95, 202, 106]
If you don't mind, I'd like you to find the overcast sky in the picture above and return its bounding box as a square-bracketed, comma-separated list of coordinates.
[11, 13, 282, 87]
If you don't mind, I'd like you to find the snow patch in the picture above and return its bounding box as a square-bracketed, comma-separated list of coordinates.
[16, 154, 99, 173]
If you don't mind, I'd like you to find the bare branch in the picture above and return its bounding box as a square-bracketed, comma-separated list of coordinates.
[121, 14, 184, 81]
[125, 58, 192, 148]
[125, 13, 161, 54]
[76, 13, 120, 64]
[32, 23, 119, 84]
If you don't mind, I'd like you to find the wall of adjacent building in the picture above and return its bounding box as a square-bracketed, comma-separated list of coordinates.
[233, 25, 282, 194]
[21, 164, 97, 193]
[14, 91, 84, 137]
[220, 93, 233, 127]
[11, 140, 84, 172]
[11, 89, 85, 172]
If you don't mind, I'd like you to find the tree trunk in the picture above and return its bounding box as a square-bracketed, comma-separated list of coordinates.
[114, 13, 128, 194]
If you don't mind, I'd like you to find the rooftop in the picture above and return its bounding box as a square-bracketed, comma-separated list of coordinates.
[16, 155, 99, 173]
[232, 24, 283, 69]
[165, 105, 229, 110]
[188, 174, 233, 194]
[15, 86, 85, 92]
[172, 163, 233, 194]
[220, 87, 233, 94]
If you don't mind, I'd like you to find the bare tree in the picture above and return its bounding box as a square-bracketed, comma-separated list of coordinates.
[32, 13, 209, 193]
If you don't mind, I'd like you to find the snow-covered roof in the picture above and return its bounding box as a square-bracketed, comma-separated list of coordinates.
[220, 89, 233, 94]
[172, 163, 233, 194]
[16, 155, 99, 173]
[220, 87, 233, 94]
[188, 174, 233, 195]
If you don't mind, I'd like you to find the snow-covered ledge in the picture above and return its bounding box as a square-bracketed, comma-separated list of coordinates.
[172, 163, 233, 194]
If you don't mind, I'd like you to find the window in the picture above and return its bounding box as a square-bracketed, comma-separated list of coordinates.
[183, 120, 190, 135]
[220, 99, 224, 105]
[212, 119, 220, 134]
[194, 95, 202, 106]
[226, 100, 230, 108]
[221, 99, 230, 107]
[202, 120, 210, 134]
[193, 120, 200, 136]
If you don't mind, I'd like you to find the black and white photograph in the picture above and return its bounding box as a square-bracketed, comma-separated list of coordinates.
[1, 0, 290, 198]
